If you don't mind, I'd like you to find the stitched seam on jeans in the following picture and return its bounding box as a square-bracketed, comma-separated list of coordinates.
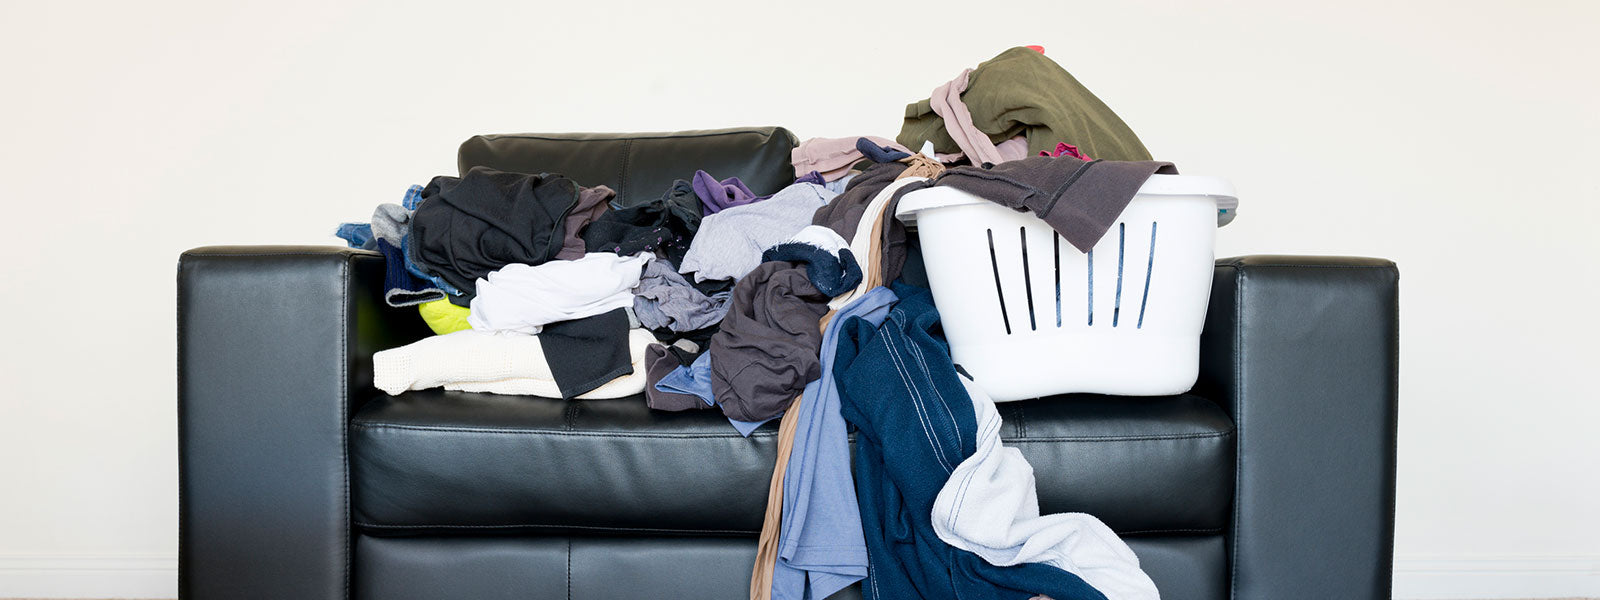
[349, 422, 774, 439]
[354, 521, 756, 535]
[1003, 431, 1233, 442]
[882, 328, 952, 472]
[903, 327, 963, 454]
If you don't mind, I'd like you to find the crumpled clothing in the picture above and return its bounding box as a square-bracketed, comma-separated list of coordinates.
[417, 298, 471, 335]
[770, 286, 898, 600]
[679, 182, 837, 283]
[556, 185, 615, 260]
[896, 153, 946, 180]
[693, 170, 763, 215]
[793, 170, 827, 186]
[710, 262, 830, 423]
[855, 137, 912, 163]
[468, 253, 651, 335]
[1041, 141, 1092, 160]
[539, 308, 636, 400]
[931, 68, 1011, 166]
[761, 225, 861, 297]
[335, 222, 376, 250]
[372, 327, 654, 399]
[633, 257, 732, 332]
[410, 168, 583, 296]
[644, 343, 709, 412]
[655, 350, 714, 408]
[930, 155, 1176, 253]
[811, 161, 908, 244]
[370, 203, 411, 244]
[835, 282, 1108, 600]
[796, 170, 856, 196]
[792, 136, 915, 182]
[898, 46, 1153, 161]
[934, 374, 1159, 600]
[337, 185, 465, 302]
[815, 172, 927, 307]
[583, 179, 701, 268]
[376, 238, 446, 306]
[653, 351, 773, 435]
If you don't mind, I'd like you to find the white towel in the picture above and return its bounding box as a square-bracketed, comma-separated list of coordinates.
[932, 375, 1161, 600]
[373, 328, 654, 399]
[468, 252, 650, 335]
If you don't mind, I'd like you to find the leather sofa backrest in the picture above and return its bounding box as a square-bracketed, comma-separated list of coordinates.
[457, 127, 799, 207]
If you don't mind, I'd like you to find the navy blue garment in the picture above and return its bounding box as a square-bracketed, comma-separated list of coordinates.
[375, 238, 446, 307]
[834, 282, 1108, 600]
[760, 243, 863, 297]
[855, 137, 912, 163]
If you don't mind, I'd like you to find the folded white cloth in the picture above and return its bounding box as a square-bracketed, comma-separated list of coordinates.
[933, 375, 1160, 600]
[373, 328, 655, 399]
[468, 253, 651, 335]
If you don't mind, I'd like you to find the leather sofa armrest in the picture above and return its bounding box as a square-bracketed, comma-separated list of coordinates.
[177, 245, 427, 599]
[1195, 255, 1399, 599]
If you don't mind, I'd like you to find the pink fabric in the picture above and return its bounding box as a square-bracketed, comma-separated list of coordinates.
[792, 136, 912, 182]
[1040, 142, 1092, 161]
[995, 136, 1031, 162]
[929, 69, 1010, 166]
[929, 70, 1031, 166]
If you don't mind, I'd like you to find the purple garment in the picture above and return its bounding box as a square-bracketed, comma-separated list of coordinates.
[795, 170, 828, 186]
[693, 170, 762, 215]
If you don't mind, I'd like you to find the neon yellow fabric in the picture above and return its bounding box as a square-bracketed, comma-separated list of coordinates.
[418, 299, 471, 335]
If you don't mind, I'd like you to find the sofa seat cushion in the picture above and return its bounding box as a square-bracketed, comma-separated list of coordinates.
[349, 390, 1233, 536]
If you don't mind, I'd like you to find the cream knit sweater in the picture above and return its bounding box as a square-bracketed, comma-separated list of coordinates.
[373, 328, 655, 399]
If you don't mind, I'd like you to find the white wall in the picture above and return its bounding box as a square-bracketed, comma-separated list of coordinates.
[1, 1, 1595, 598]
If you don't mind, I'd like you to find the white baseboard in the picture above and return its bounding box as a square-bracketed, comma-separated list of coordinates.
[1394, 554, 1600, 600]
[1, 552, 1595, 599]
[0, 554, 177, 599]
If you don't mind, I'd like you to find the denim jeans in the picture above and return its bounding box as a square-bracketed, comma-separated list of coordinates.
[835, 282, 1107, 600]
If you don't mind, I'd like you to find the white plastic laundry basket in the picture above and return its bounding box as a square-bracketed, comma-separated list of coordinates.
[895, 175, 1237, 401]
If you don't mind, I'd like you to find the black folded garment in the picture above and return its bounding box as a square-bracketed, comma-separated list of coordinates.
[409, 167, 581, 297]
[582, 178, 701, 268]
[539, 308, 634, 401]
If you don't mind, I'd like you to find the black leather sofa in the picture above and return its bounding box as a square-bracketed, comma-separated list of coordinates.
[177, 129, 1399, 600]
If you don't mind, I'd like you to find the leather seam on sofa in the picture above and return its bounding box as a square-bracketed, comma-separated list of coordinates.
[1118, 527, 1226, 536]
[339, 256, 353, 600]
[1214, 261, 1397, 272]
[180, 250, 366, 259]
[350, 422, 779, 439]
[355, 521, 759, 536]
[475, 130, 785, 142]
[1007, 431, 1233, 443]
[618, 138, 633, 199]
[1219, 262, 1245, 600]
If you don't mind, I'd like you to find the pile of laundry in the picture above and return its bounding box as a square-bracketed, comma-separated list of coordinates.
[337, 46, 1169, 600]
